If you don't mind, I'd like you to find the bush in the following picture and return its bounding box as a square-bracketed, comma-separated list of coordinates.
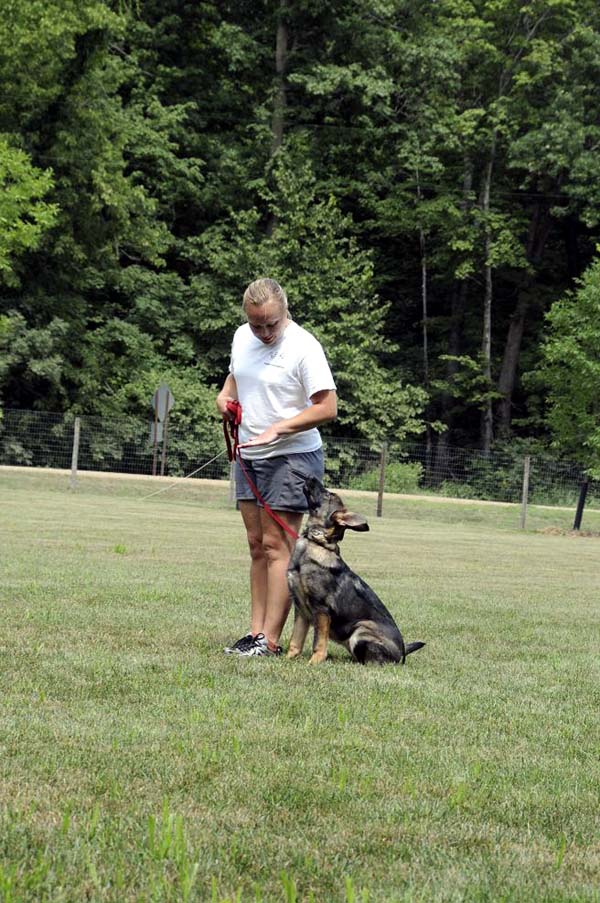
[349, 461, 423, 494]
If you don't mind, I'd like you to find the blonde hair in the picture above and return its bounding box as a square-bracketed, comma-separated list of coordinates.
[242, 278, 288, 313]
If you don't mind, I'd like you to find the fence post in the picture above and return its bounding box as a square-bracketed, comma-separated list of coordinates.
[69, 417, 81, 490]
[376, 442, 387, 518]
[520, 454, 530, 530]
[573, 480, 589, 530]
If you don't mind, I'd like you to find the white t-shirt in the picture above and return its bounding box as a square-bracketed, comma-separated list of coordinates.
[229, 320, 336, 460]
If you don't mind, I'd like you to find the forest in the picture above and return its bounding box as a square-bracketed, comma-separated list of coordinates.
[1, 0, 600, 472]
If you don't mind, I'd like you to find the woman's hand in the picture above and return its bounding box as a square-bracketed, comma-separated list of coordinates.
[238, 390, 337, 448]
[216, 375, 239, 419]
[238, 425, 280, 448]
[217, 394, 236, 419]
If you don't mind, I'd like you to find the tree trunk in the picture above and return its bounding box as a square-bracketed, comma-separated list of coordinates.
[420, 223, 434, 473]
[564, 214, 581, 279]
[420, 225, 429, 392]
[416, 170, 433, 470]
[266, 0, 289, 237]
[445, 154, 472, 400]
[496, 201, 552, 436]
[271, 0, 288, 157]
[480, 137, 496, 454]
[433, 280, 469, 482]
[435, 155, 472, 477]
[490, 10, 557, 438]
[496, 293, 528, 436]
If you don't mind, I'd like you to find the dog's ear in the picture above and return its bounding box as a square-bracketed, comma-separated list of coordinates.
[301, 475, 326, 511]
[332, 509, 370, 532]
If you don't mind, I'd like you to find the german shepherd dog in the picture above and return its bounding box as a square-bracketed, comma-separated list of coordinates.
[287, 476, 425, 665]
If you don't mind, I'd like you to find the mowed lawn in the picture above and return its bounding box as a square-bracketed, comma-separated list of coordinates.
[1, 469, 599, 903]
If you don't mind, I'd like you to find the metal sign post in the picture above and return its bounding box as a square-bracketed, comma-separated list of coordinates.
[151, 405, 159, 476]
[160, 391, 171, 476]
[151, 384, 174, 477]
[150, 419, 164, 475]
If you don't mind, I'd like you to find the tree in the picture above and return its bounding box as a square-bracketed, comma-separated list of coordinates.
[2, 0, 600, 462]
[187, 139, 429, 443]
[0, 0, 205, 414]
[537, 253, 600, 476]
[0, 139, 57, 284]
[497, 0, 600, 436]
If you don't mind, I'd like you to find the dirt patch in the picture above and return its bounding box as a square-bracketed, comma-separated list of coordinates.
[539, 527, 600, 538]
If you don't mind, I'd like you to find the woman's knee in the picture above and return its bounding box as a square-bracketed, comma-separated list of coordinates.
[246, 531, 264, 560]
[261, 532, 290, 564]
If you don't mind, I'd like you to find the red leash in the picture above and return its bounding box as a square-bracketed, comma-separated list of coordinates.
[223, 401, 300, 541]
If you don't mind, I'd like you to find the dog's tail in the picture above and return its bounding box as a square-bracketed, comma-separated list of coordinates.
[405, 641, 425, 656]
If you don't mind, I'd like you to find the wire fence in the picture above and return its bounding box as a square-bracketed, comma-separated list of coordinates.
[1, 407, 598, 511]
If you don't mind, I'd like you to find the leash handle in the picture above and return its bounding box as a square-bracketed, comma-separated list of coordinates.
[222, 400, 299, 541]
[226, 399, 242, 426]
[223, 400, 242, 461]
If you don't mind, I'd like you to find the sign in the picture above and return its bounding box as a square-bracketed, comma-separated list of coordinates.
[149, 421, 164, 444]
[152, 384, 174, 421]
[150, 384, 174, 476]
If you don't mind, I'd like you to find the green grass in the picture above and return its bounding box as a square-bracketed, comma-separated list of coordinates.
[1, 468, 599, 902]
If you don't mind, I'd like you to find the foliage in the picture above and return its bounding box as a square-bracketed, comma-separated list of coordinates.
[0, 138, 58, 284]
[433, 354, 503, 412]
[538, 253, 600, 476]
[349, 460, 423, 494]
[187, 139, 430, 443]
[1, 0, 600, 454]
[0, 312, 69, 409]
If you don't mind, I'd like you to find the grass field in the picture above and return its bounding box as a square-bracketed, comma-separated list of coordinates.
[1, 468, 599, 902]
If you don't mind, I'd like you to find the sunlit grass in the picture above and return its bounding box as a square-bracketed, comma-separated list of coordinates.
[1, 469, 599, 901]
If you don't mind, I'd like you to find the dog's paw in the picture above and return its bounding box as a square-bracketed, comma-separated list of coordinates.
[308, 654, 327, 665]
[286, 646, 302, 659]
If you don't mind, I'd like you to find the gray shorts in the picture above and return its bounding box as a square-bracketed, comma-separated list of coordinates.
[235, 449, 325, 512]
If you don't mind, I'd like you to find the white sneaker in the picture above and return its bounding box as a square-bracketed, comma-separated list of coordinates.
[236, 633, 282, 657]
[223, 633, 255, 654]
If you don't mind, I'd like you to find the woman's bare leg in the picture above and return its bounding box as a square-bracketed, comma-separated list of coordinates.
[239, 501, 267, 635]
[260, 509, 303, 649]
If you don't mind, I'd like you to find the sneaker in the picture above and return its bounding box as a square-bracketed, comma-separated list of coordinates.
[237, 633, 283, 657]
[223, 633, 255, 654]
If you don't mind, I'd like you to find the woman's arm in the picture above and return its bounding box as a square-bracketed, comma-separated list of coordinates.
[216, 374, 238, 418]
[239, 389, 337, 448]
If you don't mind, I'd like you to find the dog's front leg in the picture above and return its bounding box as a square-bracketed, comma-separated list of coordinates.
[309, 611, 331, 664]
[287, 608, 310, 659]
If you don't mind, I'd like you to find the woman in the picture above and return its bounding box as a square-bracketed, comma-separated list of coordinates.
[217, 278, 337, 656]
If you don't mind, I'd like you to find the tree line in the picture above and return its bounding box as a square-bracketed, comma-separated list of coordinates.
[1, 0, 599, 472]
